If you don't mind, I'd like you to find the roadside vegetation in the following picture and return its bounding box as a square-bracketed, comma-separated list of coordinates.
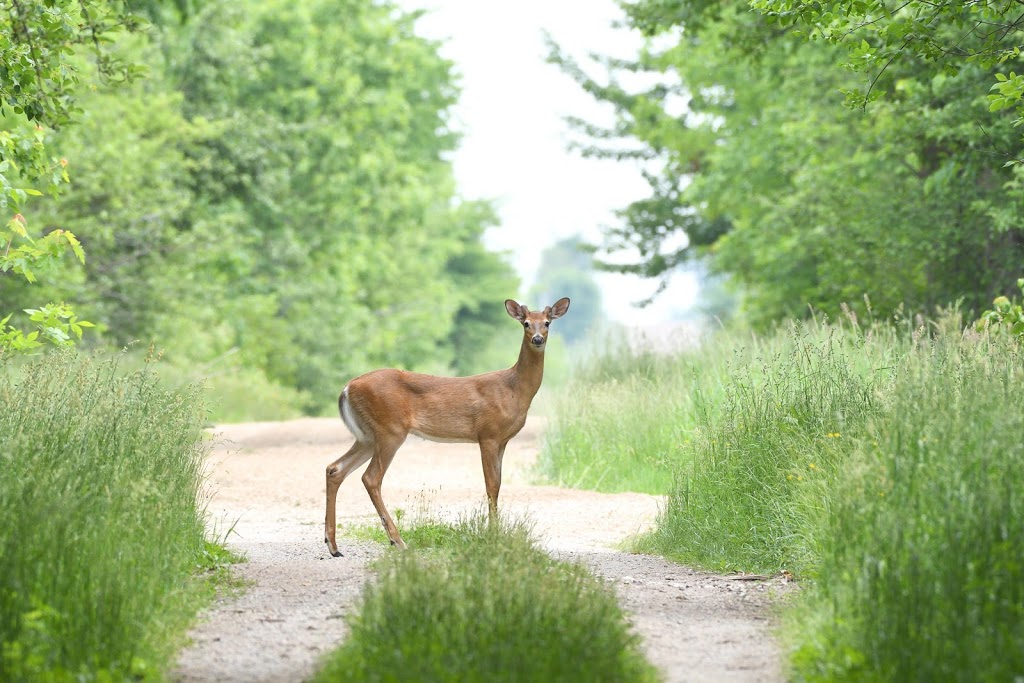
[318, 515, 657, 683]
[0, 353, 235, 681]
[541, 308, 1024, 680]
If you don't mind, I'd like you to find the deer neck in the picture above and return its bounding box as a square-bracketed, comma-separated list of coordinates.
[511, 337, 545, 402]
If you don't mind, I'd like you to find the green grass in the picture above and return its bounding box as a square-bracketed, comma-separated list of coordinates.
[631, 321, 891, 573]
[318, 514, 658, 683]
[0, 352, 220, 681]
[542, 311, 1024, 680]
[539, 345, 718, 493]
[787, 331, 1024, 681]
[340, 505, 463, 549]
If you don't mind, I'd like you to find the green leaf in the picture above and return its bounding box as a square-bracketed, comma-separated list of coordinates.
[64, 231, 85, 263]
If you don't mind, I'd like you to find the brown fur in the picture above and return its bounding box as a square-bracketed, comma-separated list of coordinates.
[324, 297, 570, 556]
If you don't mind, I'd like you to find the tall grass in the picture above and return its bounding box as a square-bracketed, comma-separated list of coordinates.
[0, 353, 211, 681]
[542, 312, 1024, 679]
[539, 344, 733, 493]
[633, 321, 893, 573]
[316, 515, 657, 683]
[788, 333, 1024, 681]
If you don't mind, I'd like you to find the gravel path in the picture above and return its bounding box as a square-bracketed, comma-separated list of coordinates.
[172, 416, 792, 682]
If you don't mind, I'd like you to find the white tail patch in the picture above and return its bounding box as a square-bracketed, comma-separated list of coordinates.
[340, 385, 370, 443]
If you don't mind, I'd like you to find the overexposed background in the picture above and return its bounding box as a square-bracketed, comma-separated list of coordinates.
[396, 0, 700, 326]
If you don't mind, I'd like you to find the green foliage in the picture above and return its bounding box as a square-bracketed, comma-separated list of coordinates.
[553, 0, 1024, 326]
[0, 0, 140, 217]
[788, 332, 1024, 682]
[0, 352, 213, 680]
[317, 515, 657, 683]
[540, 345, 706, 493]
[544, 314, 1024, 679]
[0, 214, 93, 349]
[753, 1, 1024, 121]
[0, 0, 518, 413]
[441, 201, 520, 376]
[0, 0, 143, 353]
[107, 349, 310, 423]
[975, 277, 1024, 336]
[633, 320, 886, 573]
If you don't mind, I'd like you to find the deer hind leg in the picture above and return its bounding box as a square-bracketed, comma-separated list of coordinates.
[362, 435, 407, 549]
[480, 439, 508, 521]
[325, 441, 374, 557]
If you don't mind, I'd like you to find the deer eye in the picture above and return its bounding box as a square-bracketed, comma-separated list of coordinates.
[544, 321, 550, 327]
[523, 321, 529, 328]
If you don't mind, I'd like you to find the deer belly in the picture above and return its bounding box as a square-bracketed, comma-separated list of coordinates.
[408, 428, 478, 444]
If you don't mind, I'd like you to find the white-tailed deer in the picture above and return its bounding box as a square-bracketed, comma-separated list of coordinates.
[324, 297, 570, 556]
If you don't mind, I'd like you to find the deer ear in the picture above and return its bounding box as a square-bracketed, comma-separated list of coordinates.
[505, 299, 526, 321]
[549, 297, 570, 320]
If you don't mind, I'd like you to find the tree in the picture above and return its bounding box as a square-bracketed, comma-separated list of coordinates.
[2, 0, 518, 409]
[551, 0, 1024, 326]
[753, 0, 1024, 121]
[165, 0, 517, 404]
[0, 0, 145, 351]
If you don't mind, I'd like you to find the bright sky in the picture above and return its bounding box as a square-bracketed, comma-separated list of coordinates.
[397, 0, 699, 325]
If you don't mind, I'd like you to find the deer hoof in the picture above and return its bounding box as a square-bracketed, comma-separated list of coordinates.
[325, 537, 343, 558]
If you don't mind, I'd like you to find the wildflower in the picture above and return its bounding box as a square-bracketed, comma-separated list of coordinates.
[809, 463, 817, 470]
[826, 432, 841, 438]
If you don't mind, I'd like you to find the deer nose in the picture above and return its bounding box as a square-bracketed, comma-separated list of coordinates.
[532, 335, 544, 346]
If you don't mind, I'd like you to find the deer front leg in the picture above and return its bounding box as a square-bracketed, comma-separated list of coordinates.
[480, 439, 507, 521]
[362, 436, 407, 549]
[325, 441, 373, 557]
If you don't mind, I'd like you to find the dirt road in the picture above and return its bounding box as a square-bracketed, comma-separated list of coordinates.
[172, 417, 791, 682]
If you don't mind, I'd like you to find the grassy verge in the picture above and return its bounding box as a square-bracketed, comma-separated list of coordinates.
[0, 352, 225, 681]
[631, 321, 892, 574]
[787, 331, 1024, 681]
[541, 313, 1024, 679]
[317, 515, 657, 683]
[539, 345, 718, 493]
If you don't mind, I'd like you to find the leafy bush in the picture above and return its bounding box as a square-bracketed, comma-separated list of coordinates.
[974, 277, 1024, 337]
[0, 353, 211, 681]
[317, 516, 657, 683]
